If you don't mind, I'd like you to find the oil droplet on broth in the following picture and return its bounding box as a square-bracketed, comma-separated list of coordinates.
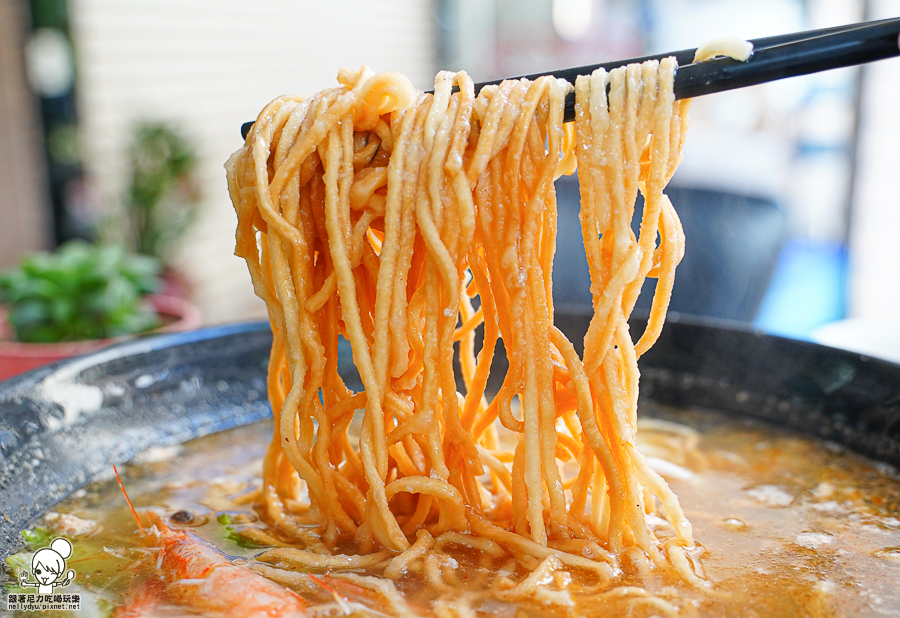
[723, 518, 746, 531]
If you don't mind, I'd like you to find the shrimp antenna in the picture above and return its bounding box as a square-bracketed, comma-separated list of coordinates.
[308, 574, 352, 615]
[114, 465, 144, 532]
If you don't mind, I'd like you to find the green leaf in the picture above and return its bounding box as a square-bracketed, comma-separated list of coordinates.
[6, 551, 31, 593]
[6, 551, 30, 574]
[224, 527, 268, 549]
[122, 123, 201, 260]
[49, 296, 76, 325]
[22, 526, 53, 548]
[0, 242, 164, 342]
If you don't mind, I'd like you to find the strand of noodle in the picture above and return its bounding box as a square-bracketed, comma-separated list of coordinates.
[333, 573, 421, 618]
[635, 196, 684, 355]
[629, 449, 692, 544]
[322, 105, 410, 548]
[582, 71, 636, 375]
[495, 555, 575, 607]
[501, 78, 557, 544]
[257, 547, 393, 571]
[262, 487, 325, 548]
[456, 294, 480, 395]
[286, 149, 357, 540]
[548, 326, 622, 541]
[424, 553, 455, 593]
[475, 446, 513, 494]
[376, 94, 424, 391]
[568, 448, 595, 524]
[665, 539, 710, 589]
[416, 89, 482, 486]
[593, 341, 664, 564]
[264, 211, 324, 509]
[454, 305, 483, 342]
[274, 99, 312, 169]
[548, 538, 613, 563]
[469, 516, 618, 577]
[623, 58, 674, 317]
[399, 494, 433, 535]
[269, 77, 369, 197]
[519, 77, 571, 536]
[585, 586, 683, 618]
[434, 596, 478, 618]
[383, 529, 435, 579]
[435, 531, 507, 558]
[462, 254, 499, 434]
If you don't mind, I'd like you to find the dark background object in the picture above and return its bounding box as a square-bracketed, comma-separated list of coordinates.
[27, 0, 90, 244]
[2, 316, 899, 558]
[553, 178, 788, 323]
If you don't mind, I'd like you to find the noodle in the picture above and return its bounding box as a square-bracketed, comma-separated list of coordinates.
[225, 60, 695, 598]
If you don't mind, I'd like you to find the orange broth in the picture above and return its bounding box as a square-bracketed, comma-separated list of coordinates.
[5, 405, 900, 617]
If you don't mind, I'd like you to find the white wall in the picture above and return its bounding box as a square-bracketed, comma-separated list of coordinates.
[70, 0, 437, 324]
[848, 0, 900, 324]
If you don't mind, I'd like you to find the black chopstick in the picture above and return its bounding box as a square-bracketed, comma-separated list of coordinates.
[559, 17, 900, 121]
[477, 17, 900, 93]
[671, 17, 900, 100]
[240, 18, 900, 138]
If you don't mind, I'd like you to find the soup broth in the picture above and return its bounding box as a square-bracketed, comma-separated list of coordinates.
[5, 405, 900, 617]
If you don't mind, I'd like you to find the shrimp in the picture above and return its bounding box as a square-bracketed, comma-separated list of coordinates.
[114, 467, 307, 617]
[115, 579, 163, 617]
[146, 511, 307, 616]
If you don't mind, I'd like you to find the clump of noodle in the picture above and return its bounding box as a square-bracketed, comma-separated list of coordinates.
[225, 59, 697, 607]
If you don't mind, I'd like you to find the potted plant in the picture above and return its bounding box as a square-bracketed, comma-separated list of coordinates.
[119, 122, 203, 298]
[0, 241, 201, 380]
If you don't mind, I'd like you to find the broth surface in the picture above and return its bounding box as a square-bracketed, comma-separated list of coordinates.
[5, 405, 900, 617]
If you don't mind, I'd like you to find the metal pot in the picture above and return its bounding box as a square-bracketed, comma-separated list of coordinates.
[1, 315, 898, 558]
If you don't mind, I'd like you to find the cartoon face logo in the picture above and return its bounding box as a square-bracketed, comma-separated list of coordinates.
[18, 538, 76, 595]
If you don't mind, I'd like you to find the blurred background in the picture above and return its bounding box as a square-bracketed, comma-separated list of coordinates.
[1, 0, 898, 360]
